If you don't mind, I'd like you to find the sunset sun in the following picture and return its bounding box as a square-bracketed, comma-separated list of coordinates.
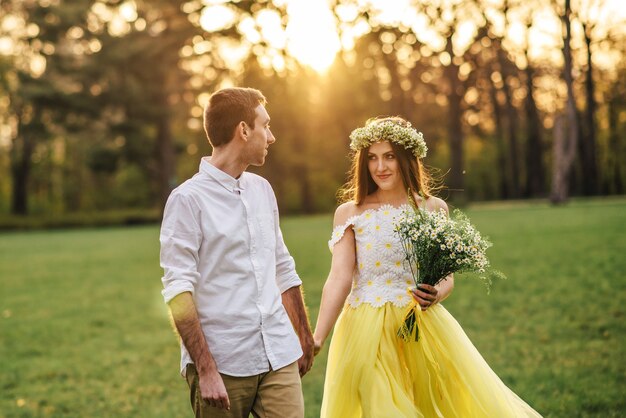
[199, 0, 341, 73]
[283, 1, 341, 73]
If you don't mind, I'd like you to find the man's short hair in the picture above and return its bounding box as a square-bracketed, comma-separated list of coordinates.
[203, 87, 267, 147]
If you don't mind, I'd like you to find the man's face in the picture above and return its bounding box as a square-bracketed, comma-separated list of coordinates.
[244, 104, 275, 166]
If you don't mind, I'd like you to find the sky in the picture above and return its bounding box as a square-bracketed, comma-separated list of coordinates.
[198, 0, 626, 73]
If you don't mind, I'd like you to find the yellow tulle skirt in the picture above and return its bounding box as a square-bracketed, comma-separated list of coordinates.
[320, 302, 542, 418]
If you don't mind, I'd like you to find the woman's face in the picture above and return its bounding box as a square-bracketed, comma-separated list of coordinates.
[367, 141, 402, 192]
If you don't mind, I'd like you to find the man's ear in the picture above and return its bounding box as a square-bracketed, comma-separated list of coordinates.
[239, 121, 248, 139]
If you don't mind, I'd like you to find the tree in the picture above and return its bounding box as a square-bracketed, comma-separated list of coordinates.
[550, 0, 579, 204]
[85, 0, 202, 210]
[604, 46, 626, 194]
[1, 0, 98, 214]
[576, 0, 606, 195]
[521, 16, 546, 197]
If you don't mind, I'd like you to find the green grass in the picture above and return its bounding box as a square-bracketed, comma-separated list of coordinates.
[1, 198, 625, 417]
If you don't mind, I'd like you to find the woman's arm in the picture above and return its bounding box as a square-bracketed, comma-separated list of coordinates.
[435, 274, 454, 302]
[313, 205, 357, 354]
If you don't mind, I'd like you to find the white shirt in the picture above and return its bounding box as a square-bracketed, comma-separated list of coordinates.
[160, 158, 303, 377]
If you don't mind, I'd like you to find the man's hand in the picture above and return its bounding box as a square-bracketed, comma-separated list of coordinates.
[298, 335, 315, 376]
[199, 369, 230, 410]
[281, 286, 315, 377]
[169, 293, 229, 409]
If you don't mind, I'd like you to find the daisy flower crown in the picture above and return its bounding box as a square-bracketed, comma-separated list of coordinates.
[349, 119, 428, 158]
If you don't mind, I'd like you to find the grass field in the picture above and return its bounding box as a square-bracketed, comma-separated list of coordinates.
[1, 198, 625, 417]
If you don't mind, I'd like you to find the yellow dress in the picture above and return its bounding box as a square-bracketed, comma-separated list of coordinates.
[322, 205, 542, 418]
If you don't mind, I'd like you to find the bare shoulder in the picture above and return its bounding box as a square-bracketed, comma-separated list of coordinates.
[426, 196, 449, 214]
[334, 201, 358, 226]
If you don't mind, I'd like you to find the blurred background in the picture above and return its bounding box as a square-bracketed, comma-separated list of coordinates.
[0, 0, 624, 224]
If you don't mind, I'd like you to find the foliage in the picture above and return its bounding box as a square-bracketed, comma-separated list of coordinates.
[0, 0, 625, 215]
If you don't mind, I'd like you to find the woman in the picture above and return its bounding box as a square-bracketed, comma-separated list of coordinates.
[313, 117, 542, 417]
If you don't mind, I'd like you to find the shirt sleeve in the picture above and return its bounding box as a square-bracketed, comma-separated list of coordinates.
[267, 184, 302, 293]
[160, 190, 202, 304]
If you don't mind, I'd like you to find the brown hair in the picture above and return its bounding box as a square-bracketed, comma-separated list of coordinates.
[339, 116, 437, 204]
[203, 87, 267, 147]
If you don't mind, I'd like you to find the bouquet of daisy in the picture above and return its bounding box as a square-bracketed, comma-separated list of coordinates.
[394, 206, 504, 342]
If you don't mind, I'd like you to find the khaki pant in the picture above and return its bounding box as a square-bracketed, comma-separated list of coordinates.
[185, 362, 304, 418]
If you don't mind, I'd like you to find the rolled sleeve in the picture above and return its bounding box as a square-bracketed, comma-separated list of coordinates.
[276, 268, 302, 293]
[160, 192, 202, 304]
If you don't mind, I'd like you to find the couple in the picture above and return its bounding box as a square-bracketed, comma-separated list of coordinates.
[160, 87, 542, 418]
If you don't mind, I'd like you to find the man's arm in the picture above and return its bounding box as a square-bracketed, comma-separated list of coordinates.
[281, 286, 315, 377]
[169, 292, 230, 410]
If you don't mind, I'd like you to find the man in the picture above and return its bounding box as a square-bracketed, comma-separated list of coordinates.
[160, 87, 314, 418]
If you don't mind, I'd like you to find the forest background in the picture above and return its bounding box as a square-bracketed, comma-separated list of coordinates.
[0, 0, 624, 222]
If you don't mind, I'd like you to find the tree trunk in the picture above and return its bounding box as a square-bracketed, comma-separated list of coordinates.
[293, 115, 315, 214]
[550, 114, 577, 203]
[580, 23, 599, 195]
[606, 94, 623, 194]
[523, 56, 545, 197]
[497, 47, 521, 198]
[10, 105, 37, 216]
[551, 0, 579, 204]
[10, 131, 33, 215]
[381, 41, 409, 117]
[489, 77, 509, 199]
[444, 34, 465, 203]
[156, 106, 176, 211]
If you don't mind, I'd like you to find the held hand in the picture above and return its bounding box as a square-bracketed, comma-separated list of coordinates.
[411, 284, 438, 311]
[298, 336, 315, 377]
[313, 337, 324, 356]
[199, 369, 230, 410]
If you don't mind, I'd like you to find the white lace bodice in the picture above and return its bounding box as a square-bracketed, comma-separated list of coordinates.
[328, 204, 415, 308]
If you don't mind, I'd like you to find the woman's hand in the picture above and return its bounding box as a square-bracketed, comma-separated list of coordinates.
[411, 284, 438, 311]
[313, 337, 324, 356]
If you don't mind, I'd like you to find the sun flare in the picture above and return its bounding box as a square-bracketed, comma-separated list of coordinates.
[200, 0, 340, 73]
[284, 0, 341, 73]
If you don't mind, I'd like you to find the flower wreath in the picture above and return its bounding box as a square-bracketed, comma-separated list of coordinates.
[349, 119, 428, 158]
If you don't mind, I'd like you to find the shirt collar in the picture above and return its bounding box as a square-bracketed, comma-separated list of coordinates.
[200, 157, 245, 193]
